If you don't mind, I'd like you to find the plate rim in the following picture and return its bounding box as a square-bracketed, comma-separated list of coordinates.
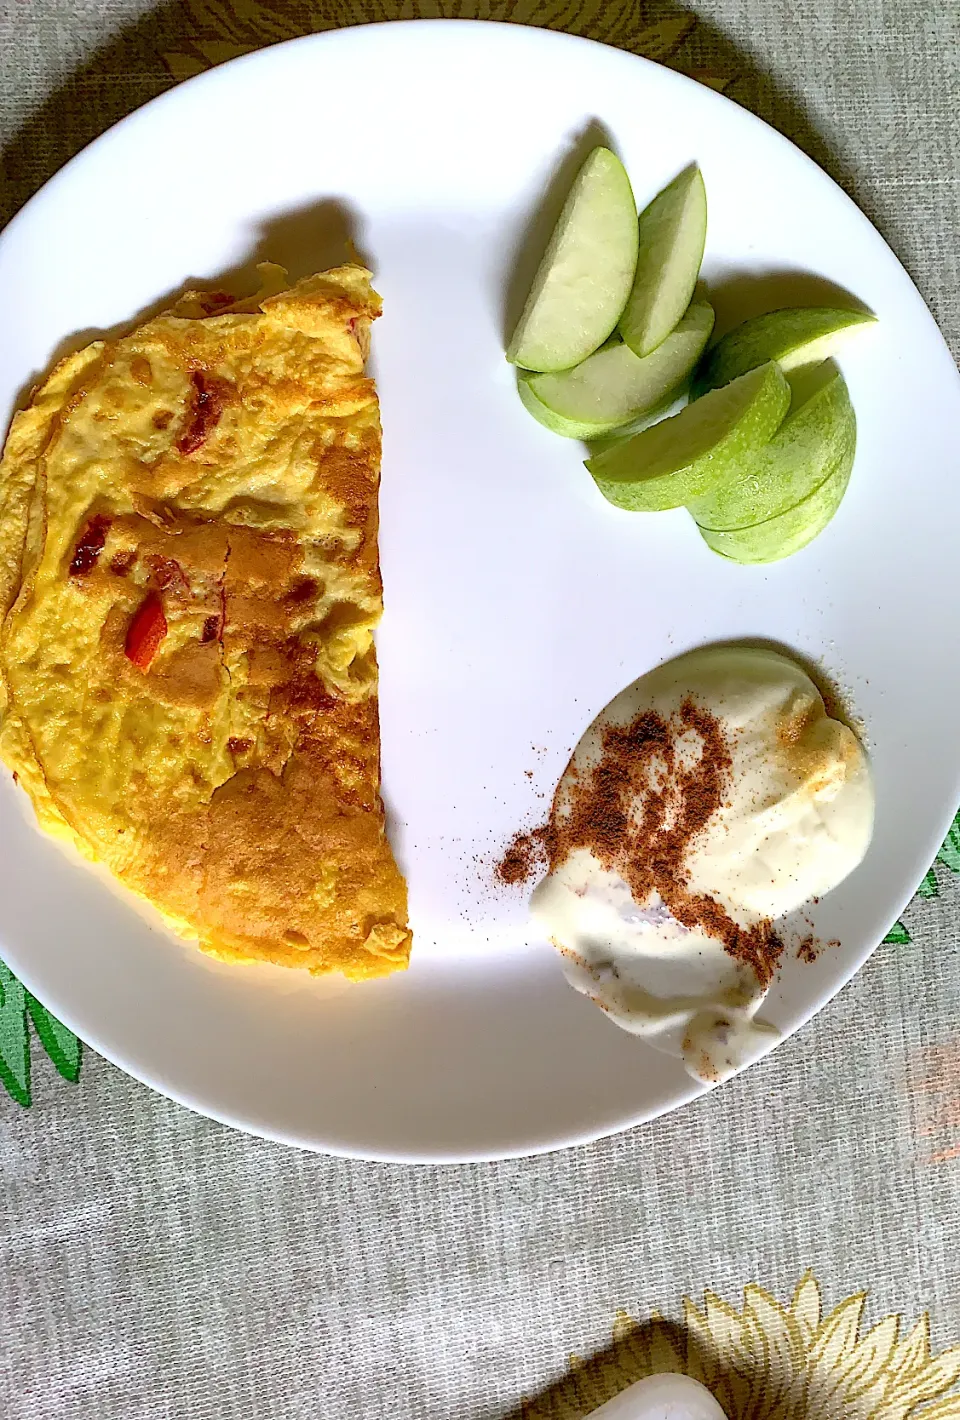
[0, 17, 956, 1162]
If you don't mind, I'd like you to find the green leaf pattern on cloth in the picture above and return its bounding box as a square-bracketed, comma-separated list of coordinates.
[25, 995, 82, 1084]
[0, 959, 81, 1107]
[884, 808, 960, 945]
[0, 960, 30, 1106]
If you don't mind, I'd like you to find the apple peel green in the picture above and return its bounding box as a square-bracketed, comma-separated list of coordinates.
[516, 375, 619, 440]
[688, 366, 856, 531]
[695, 306, 875, 394]
[697, 443, 854, 562]
[586, 362, 790, 513]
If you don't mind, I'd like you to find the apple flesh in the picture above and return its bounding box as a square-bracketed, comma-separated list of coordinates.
[507, 147, 639, 373]
[520, 299, 714, 438]
[618, 166, 707, 357]
[516, 373, 619, 440]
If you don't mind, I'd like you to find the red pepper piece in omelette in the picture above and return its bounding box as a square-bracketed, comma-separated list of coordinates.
[69, 515, 111, 576]
[176, 371, 229, 456]
[124, 592, 167, 670]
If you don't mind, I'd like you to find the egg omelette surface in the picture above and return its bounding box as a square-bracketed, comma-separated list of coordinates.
[0, 263, 411, 979]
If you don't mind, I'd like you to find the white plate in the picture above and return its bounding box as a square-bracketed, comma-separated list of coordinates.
[1, 20, 958, 1162]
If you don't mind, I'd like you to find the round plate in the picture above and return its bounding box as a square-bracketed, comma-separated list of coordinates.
[1, 21, 957, 1161]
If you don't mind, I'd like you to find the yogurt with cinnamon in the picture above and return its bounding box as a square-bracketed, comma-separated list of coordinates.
[529, 645, 874, 1083]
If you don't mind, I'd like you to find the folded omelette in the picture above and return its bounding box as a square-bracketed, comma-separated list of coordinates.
[0, 263, 411, 979]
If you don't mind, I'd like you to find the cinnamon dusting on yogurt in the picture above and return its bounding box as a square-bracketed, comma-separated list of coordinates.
[497, 645, 874, 1085]
[497, 697, 785, 984]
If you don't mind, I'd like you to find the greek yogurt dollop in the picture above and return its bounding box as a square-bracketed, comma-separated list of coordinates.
[531, 645, 873, 1083]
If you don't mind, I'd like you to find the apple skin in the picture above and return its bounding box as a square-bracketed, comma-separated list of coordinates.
[516, 374, 622, 440]
[586, 362, 790, 513]
[697, 441, 854, 563]
[688, 365, 855, 531]
[694, 306, 875, 395]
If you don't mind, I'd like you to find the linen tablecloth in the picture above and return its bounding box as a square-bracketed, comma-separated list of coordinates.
[1, 3, 959, 1416]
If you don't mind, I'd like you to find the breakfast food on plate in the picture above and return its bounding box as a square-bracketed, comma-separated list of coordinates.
[585, 362, 790, 511]
[0, 263, 411, 979]
[693, 305, 876, 395]
[688, 363, 857, 562]
[509, 145, 875, 562]
[524, 645, 874, 1083]
[506, 146, 639, 373]
[617, 164, 707, 359]
[518, 298, 714, 440]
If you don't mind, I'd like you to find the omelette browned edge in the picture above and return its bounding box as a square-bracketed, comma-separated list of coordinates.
[0, 264, 411, 979]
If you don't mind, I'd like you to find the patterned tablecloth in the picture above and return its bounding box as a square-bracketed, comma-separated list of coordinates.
[1, 3, 959, 1417]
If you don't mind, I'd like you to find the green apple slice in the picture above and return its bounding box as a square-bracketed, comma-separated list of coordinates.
[520, 300, 714, 438]
[518, 376, 677, 443]
[698, 444, 854, 562]
[695, 306, 875, 393]
[618, 166, 707, 358]
[583, 391, 689, 455]
[517, 374, 617, 440]
[688, 366, 855, 530]
[507, 147, 639, 372]
[586, 362, 789, 513]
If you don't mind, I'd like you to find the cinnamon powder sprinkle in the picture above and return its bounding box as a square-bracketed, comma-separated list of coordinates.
[797, 936, 838, 962]
[497, 698, 786, 987]
[495, 827, 549, 886]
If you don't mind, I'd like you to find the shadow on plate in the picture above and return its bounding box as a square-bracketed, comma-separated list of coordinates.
[500, 117, 615, 348]
[0, 0, 880, 255]
[684, 633, 862, 736]
[11, 197, 366, 413]
[707, 268, 873, 340]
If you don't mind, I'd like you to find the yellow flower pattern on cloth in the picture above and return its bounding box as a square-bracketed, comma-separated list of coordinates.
[518, 1274, 960, 1420]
